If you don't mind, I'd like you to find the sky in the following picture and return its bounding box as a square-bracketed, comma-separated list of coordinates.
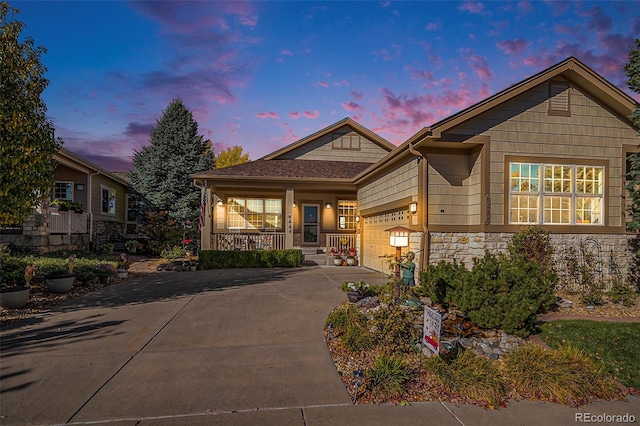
[11, 0, 640, 171]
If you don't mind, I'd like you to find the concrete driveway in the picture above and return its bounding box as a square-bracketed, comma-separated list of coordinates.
[1, 266, 638, 426]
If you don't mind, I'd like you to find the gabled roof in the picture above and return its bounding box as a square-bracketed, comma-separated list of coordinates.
[424, 56, 637, 141]
[55, 148, 130, 187]
[192, 159, 372, 181]
[261, 117, 396, 160]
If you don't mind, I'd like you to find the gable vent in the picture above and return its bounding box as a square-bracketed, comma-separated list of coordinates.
[548, 81, 571, 116]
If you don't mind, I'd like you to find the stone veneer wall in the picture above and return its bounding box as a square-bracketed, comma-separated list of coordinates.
[93, 220, 125, 247]
[429, 232, 637, 284]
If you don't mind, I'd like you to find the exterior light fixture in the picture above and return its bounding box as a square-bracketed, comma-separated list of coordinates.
[217, 200, 223, 207]
[409, 202, 417, 213]
[325, 202, 331, 209]
[385, 226, 413, 299]
[293, 202, 297, 208]
[355, 216, 360, 223]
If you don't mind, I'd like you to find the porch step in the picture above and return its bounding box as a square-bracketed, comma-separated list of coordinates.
[302, 252, 329, 266]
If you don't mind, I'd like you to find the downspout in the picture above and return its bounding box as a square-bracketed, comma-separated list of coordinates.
[87, 170, 100, 244]
[407, 140, 430, 274]
[193, 179, 205, 251]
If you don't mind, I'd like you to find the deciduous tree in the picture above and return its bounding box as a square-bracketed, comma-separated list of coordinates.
[0, 2, 62, 227]
[215, 145, 249, 168]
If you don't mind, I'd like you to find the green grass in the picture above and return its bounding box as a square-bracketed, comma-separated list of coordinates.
[539, 320, 640, 389]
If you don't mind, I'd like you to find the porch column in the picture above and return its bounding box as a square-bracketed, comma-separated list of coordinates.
[201, 185, 213, 250]
[285, 187, 294, 249]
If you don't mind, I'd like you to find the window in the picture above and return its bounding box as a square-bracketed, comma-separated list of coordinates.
[338, 200, 358, 230]
[509, 162, 604, 225]
[101, 186, 116, 214]
[227, 198, 282, 230]
[54, 181, 73, 200]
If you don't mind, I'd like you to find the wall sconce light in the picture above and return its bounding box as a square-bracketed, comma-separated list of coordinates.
[409, 202, 417, 213]
[355, 216, 360, 223]
[325, 202, 332, 209]
[293, 202, 296, 208]
[217, 200, 223, 207]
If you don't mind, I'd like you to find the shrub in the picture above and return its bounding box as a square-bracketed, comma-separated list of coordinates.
[606, 281, 637, 307]
[425, 349, 508, 408]
[457, 253, 556, 337]
[342, 323, 374, 352]
[198, 250, 302, 269]
[160, 245, 187, 260]
[501, 343, 620, 406]
[370, 306, 420, 354]
[366, 353, 412, 398]
[507, 226, 554, 273]
[420, 260, 467, 308]
[326, 303, 367, 333]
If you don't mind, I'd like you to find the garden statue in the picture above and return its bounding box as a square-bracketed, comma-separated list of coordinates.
[24, 263, 35, 287]
[400, 251, 416, 287]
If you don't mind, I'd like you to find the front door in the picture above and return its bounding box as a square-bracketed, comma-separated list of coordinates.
[302, 204, 319, 245]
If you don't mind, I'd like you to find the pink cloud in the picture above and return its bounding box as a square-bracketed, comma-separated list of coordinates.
[497, 38, 531, 55]
[281, 50, 293, 56]
[465, 53, 493, 80]
[580, 6, 612, 33]
[458, 1, 488, 16]
[351, 91, 364, 100]
[256, 112, 279, 119]
[303, 110, 319, 119]
[425, 21, 439, 31]
[317, 81, 329, 88]
[289, 112, 300, 119]
[341, 101, 364, 112]
[374, 44, 402, 61]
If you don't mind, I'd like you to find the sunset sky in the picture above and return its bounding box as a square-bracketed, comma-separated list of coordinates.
[12, 0, 640, 171]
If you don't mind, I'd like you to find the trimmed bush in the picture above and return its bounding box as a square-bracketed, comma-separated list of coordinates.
[199, 250, 302, 269]
[420, 260, 467, 308]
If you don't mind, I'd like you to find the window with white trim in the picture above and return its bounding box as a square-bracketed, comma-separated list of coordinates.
[509, 162, 604, 225]
[101, 186, 116, 215]
[54, 181, 74, 200]
[227, 198, 282, 230]
[338, 200, 358, 230]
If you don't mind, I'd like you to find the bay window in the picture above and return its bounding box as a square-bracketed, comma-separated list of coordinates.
[509, 162, 604, 225]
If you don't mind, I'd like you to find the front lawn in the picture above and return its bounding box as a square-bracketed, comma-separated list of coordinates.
[539, 320, 640, 389]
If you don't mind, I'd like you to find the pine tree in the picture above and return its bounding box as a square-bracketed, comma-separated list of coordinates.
[0, 3, 62, 227]
[625, 39, 640, 231]
[129, 99, 214, 223]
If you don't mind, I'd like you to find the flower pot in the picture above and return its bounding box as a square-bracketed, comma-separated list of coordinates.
[46, 274, 75, 294]
[189, 265, 197, 271]
[0, 287, 30, 309]
[333, 257, 343, 266]
[346, 257, 357, 266]
[346, 291, 364, 303]
[116, 269, 128, 279]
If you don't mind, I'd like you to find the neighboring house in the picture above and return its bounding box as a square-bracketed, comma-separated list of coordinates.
[195, 57, 639, 278]
[1, 148, 136, 253]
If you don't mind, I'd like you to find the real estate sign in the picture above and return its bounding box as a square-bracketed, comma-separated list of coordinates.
[423, 306, 442, 355]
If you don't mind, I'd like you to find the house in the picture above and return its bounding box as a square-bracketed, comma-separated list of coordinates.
[192, 118, 396, 257]
[1, 148, 136, 253]
[194, 57, 639, 278]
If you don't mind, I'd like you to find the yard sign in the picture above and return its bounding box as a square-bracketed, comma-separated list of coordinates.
[423, 306, 442, 355]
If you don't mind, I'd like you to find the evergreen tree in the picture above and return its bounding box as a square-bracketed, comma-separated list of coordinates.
[625, 39, 640, 231]
[129, 99, 214, 223]
[0, 2, 62, 227]
[215, 145, 250, 168]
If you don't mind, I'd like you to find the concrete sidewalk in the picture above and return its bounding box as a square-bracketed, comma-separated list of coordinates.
[1, 266, 638, 425]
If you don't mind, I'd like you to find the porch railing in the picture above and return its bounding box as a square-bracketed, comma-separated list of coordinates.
[212, 232, 286, 251]
[326, 233, 357, 255]
[50, 211, 89, 234]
